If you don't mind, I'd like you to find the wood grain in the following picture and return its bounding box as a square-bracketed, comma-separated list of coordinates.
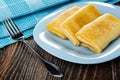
[1, 37, 120, 80]
[0, 2, 120, 80]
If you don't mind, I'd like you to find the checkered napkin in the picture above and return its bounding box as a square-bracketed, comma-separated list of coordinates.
[0, 0, 120, 48]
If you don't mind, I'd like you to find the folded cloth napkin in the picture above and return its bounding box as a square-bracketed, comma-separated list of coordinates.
[0, 0, 120, 48]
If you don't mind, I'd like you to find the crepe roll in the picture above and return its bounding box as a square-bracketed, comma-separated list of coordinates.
[46, 6, 80, 39]
[76, 13, 120, 53]
[61, 4, 101, 45]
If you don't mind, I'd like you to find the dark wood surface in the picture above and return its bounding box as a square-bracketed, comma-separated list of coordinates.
[0, 2, 120, 80]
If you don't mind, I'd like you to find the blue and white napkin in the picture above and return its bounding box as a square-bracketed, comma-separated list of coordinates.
[0, 0, 120, 48]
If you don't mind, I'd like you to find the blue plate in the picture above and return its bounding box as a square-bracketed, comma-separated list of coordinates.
[33, 2, 120, 64]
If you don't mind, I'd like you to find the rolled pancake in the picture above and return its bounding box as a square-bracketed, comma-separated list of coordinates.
[46, 6, 80, 39]
[61, 4, 101, 45]
[76, 14, 120, 53]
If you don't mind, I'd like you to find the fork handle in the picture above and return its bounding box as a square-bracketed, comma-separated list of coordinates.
[22, 40, 63, 77]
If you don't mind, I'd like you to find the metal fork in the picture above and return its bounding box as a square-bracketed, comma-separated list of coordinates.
[2, 18, 63, 77]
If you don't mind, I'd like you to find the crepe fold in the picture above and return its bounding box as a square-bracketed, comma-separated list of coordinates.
[61, 4, 101, 45]
[76, 14, 120, 53]
[46, 6, 80, 39]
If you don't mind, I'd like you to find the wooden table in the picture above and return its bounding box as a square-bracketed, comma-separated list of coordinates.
[0, 2, 120, 80]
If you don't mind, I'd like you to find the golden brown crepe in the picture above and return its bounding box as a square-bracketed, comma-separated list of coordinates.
[61, 4, 101, 45]
[46, 6, 80, 39]
[76, 13, 120, 53]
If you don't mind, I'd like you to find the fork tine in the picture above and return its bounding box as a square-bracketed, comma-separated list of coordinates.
[8, 18, 23, 38]
[2, 19, 15, 36]
[8, 18, 22, 34]
[2, 18, 23, 38]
